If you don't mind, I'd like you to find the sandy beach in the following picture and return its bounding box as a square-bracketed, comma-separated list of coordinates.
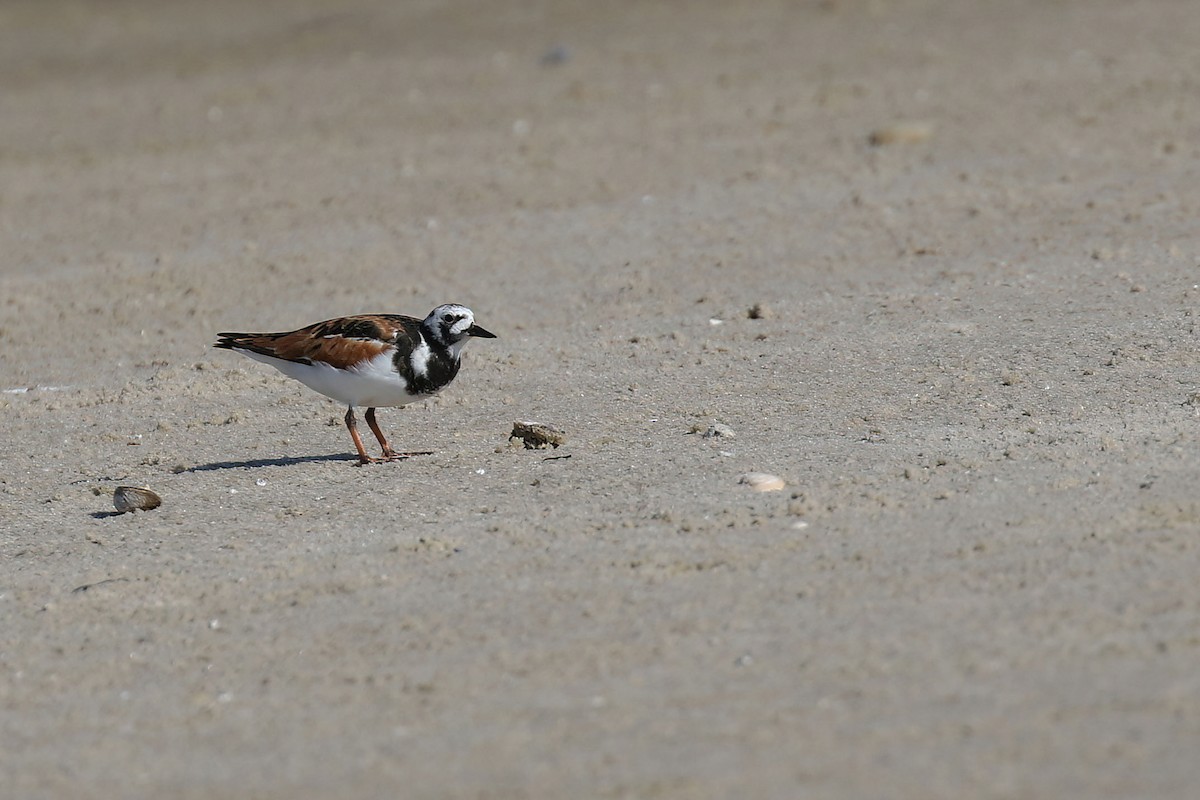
[3, 1, 1199, 797]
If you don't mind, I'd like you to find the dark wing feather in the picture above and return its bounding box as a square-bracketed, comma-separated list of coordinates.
[215, 314, 423, 370]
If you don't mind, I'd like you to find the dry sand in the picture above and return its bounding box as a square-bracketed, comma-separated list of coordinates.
[3, 1, 1199, 797]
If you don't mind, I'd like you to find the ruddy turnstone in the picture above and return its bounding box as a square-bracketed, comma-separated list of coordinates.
[215, 304, 496, 464]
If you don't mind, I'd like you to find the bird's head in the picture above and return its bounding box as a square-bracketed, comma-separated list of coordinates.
[423, 304, 496, 352]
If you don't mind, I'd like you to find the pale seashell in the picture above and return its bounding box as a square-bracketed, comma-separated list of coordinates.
[739, 472, 785, 492]
[868, 121, 934, 146]
[113, 486, 162, 513]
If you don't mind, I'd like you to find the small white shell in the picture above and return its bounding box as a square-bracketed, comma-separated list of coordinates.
[113, 486, 162, 513]
[739, 472, 785, 492]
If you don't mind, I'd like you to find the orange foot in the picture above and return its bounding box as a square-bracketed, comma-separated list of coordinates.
[380, 448, 434, 461]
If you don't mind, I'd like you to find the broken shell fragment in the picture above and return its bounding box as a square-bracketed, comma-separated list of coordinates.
[510, 420, 566, 449]
[739, 472, 785, 492]
[703, 423, 736, 439]
[113, 486, 162, 513]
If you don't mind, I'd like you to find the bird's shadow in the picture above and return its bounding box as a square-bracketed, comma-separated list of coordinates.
[87, 454, 363, 518]
[186, 452, 361, 472]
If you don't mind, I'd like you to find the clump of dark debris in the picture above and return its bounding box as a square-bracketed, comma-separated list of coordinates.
[510, 420, 566, 449]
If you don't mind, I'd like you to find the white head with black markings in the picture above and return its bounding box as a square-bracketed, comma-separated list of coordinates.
[422, 304, 497, 355]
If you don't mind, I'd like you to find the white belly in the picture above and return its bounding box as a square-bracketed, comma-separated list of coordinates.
[241, 349, 422, 408]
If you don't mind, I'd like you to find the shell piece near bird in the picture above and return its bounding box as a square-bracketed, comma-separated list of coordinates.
[113, 486, 162, 513]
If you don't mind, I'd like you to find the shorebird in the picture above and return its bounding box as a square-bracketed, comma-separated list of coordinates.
[215, 304, 496, 464]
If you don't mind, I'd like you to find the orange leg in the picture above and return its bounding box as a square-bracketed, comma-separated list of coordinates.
[365, 407, 433, 461]
[344, 407, 378, 465]
[364, 407, 398, 460]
